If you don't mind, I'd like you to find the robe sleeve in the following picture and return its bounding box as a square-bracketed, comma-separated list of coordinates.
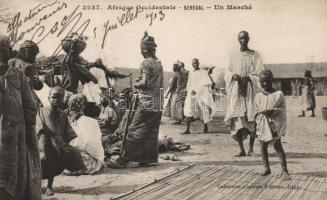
[225, 56, 234, 91]
[35, 109, 46, 139]
[249, 52, 264, 93]
[20, 69, 38, 147]
[186, 71, 192, 91]
[166, 74, 177, 94]
[139, 60, 151, 87]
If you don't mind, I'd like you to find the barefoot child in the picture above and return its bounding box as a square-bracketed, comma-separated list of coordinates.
[36, 87, 85, 196]
[255, 70, 290, 179]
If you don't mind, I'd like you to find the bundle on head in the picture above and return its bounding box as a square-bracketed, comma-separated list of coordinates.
[61, 32, 87, 54]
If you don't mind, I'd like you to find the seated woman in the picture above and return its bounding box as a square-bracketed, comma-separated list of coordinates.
[36, 87, 85, 196]
[66, 94, 105, 175]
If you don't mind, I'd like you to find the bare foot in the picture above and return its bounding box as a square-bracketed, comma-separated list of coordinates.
[279, 171, 291, 180]
[45, 187, 54, 196]
[260, 169, 271, 176]
[234, 151, 246, 157]
[247, 150, 254, 157]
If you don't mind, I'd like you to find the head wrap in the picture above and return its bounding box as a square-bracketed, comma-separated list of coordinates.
[95, 58, 103, 65]
[173, 62, 181, 72]
[259, 69, 274, 80]
[20, 40, 39, 52]
[141, 31, 157, 51]
[0, 34, 10, 62]
[68, 94, 87, 122]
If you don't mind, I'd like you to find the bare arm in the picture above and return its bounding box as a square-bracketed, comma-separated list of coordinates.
[134, 71, 148, 89]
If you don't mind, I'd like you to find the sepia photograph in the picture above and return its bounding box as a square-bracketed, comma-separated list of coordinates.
[0, 0, 326, 199]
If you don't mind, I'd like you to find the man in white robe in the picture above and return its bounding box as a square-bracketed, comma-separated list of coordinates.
[83, 63, 108, 104]
[183, 58, 215, 134]
[224, 31, 264, 156]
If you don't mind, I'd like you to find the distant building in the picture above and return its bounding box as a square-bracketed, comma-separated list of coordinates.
[265, 62, 327, 96]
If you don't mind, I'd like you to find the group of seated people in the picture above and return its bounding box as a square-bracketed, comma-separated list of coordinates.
[37, 79, 130, 195]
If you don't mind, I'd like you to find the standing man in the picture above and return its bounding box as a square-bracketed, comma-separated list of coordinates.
[224, 31, 264, 157]
[0, 35, 41, 200]
[164, 62, 184, 124]
[183, 58, 215, 134]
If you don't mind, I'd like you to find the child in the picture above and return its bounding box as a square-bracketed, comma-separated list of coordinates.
[98, 95, 119, 136]
[36, 87, 85, 196]
[254, 70, 290, 180]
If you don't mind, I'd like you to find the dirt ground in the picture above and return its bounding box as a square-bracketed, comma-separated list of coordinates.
[42, 96, 327, 200]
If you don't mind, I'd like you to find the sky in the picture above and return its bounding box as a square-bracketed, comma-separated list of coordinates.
[0, 0, 326, 72]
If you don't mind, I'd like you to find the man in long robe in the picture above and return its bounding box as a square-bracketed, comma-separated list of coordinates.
[0, 35, 41, 200]
[224, 31, 264, 157]
[164, 62, 184, 123]
[183, 58, 215, 134]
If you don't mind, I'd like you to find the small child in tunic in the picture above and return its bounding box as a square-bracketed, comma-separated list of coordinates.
[254, 70, 290, 180]
[36, 87, 85, 196]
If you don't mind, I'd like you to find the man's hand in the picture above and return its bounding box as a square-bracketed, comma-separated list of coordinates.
[40, 152, 46, 160]
[261, 109, 275, 116]
[241, 76, 251, 83]
[232, 74, 241, 81]
[211, 83, 216, 90]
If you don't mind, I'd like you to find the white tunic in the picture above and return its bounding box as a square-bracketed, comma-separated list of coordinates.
[255, 91, 287, 143]
[224, 51, 264, 135]
[70, 116, 105, 162]
[183, 69, 215, 123]
[83, 67, 108, 104]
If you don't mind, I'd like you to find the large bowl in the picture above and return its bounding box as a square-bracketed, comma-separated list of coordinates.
[61, 39, 86, 54]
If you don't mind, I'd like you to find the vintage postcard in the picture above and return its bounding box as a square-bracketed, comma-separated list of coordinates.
[0, 0, 326, 199]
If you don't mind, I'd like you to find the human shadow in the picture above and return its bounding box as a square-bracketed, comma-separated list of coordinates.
[51, 159, 299, 196]
[99, 159, 299, 177]
[269, 152, 327, 159]
[293, 171, 327, 178]
[55, 184, 139, 195]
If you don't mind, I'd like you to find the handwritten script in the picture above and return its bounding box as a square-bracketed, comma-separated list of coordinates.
[4, 2, 166, 54]
[7, 1, 68, 46]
